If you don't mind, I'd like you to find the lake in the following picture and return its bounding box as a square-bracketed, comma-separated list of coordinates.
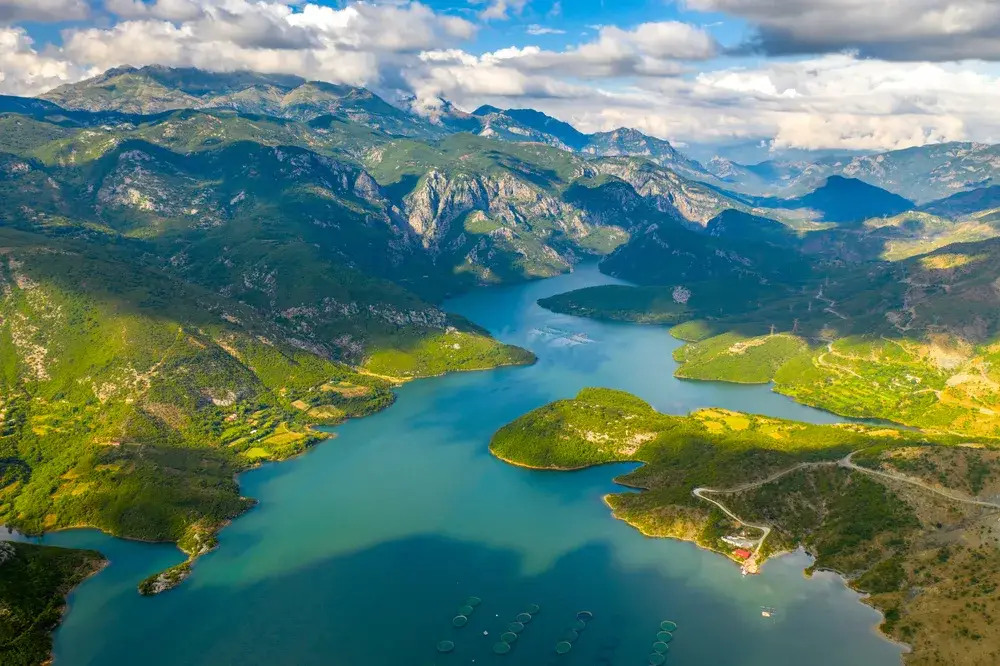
[28, 264, 903, 666]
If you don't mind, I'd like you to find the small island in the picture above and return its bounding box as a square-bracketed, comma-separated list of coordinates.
[491, 388, 1000, 666]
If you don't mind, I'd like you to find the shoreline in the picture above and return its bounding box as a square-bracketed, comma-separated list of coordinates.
[8, 357, 537, 591]
[360, 352, 538, 385]
[605, 489, 916, 665]
[489, 448, 637, 472]
[492, 449, 917, 665]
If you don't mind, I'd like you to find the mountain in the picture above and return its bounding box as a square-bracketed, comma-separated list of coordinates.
[42, 66, 726, 186]
[590, 157, 761, 226]
[792, 176, 914, 223]
[584, 128, 708, 177]
[715, 142, 1000, 204]
[0, 93, 770, 295]
[472, 105, 502, 116]
[828, 142, 1000, 204]
[743, 176, 915, 224]
[41, 66, 440, 138]
[487, 108, 590, 150]
[921, 185, 1000, 218]
[439, 103, 712, 177]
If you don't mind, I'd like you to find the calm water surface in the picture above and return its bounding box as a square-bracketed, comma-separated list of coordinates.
[30, 264, 902, 665]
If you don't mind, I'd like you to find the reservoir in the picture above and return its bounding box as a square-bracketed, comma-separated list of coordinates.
[33, 264, 903, 665]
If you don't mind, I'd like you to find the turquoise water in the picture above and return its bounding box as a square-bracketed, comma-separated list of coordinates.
[29, 265, 902, 665]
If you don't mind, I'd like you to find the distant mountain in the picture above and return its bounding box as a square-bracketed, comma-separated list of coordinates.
[472, 105, 503, 116]
[921, 185, 1000, 218]
[42, 65, 441, 138]
[584, 128, 707, 178]
[712, 142, 1000, 205]
[458, 105, 590, 151]
[705, 209, 801, 248]
[793, 176, 914, 223]
[686, 139, 864, 166]
[497, 108, 590, 150]
[43, 66, 718, 181]
[826, 142, 1000, 204]
[438, 103, 712, 178]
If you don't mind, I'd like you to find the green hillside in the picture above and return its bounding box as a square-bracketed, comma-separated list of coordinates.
[542, 236, 1000, 437]
[0, 226, 529, 590]
[11, 65, 1000, 666]
[0, 542, 105, 666]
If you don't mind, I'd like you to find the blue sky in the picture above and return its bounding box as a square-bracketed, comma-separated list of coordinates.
[420, 0, 747, 50]
[3, 0, 1000, 155]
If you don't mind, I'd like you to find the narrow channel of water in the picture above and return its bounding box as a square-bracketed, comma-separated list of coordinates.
[23, 264, 901, 666]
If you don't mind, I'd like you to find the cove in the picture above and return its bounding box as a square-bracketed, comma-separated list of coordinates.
[34, 264, 903, 666]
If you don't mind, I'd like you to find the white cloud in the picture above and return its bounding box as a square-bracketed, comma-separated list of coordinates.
[526, 24, 564, 36]
[686, 0, 1000, 61]
[57, 1, 476, 89]
[0, 0, 88, 23]
[589, 56, 1000, 151]
[409, 47, 590, 109]
[414, 52, 1000, 152]
[104, 0, 204, 21]
[0, 28, 94, 95]
[414, 22, 717, 90]
[470, 0, 530, 21]
[3, 1, 1000, 153]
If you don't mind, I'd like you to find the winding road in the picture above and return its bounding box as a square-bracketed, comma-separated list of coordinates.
[692, 452, 1000, 573]
[839, 451, 1000, 511]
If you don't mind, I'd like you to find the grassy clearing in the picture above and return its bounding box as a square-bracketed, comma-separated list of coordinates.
[363, 329, 535, 378]
[673, 332, 809, 384]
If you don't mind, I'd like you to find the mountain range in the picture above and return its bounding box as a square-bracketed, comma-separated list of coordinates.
[5, 64, 1000, 634]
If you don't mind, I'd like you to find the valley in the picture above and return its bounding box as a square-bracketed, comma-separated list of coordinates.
[2, 65, 1000, 666]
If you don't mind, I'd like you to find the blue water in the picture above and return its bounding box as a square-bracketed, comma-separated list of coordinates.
[24, 264, 901, 665]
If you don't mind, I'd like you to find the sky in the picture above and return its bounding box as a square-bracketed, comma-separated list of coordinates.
[3, 0, 1000, 154]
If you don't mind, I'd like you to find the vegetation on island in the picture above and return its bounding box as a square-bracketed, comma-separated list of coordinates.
[0, 541, 105, 666]
[491, 388, 1000, 666]
[489, 387, 954, 501]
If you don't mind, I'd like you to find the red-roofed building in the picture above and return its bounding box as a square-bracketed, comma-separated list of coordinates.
[733, 549, 752, 560]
